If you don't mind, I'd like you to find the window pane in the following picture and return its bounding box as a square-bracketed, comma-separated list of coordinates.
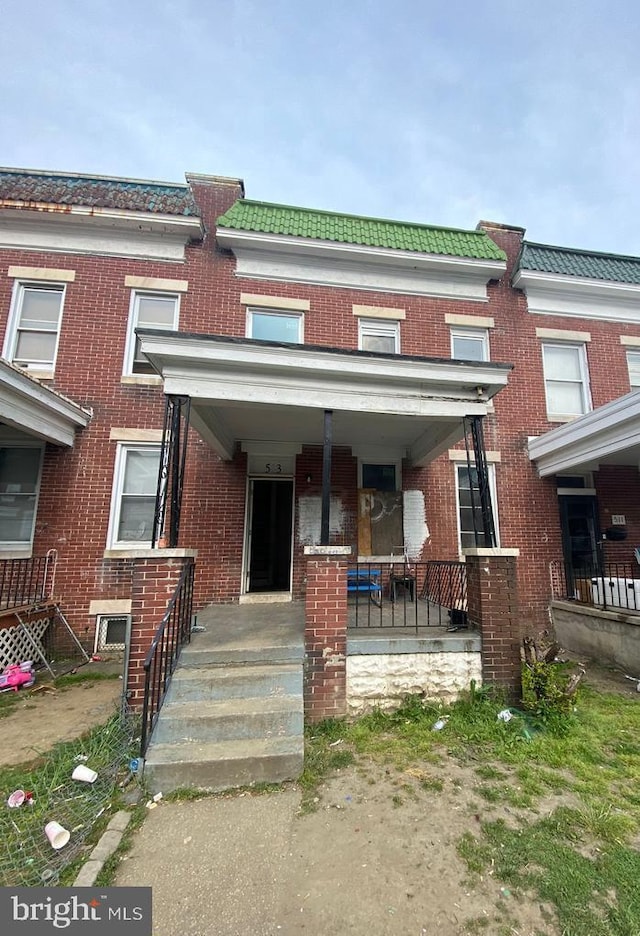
[0, 494, 37, 542]
[544, 345, 581, 379]
[14, 331, 57, 364]
[627, 351, 640, 387]
[136, 295, 177, 328]
[251, 312, 300, 343]
[0, 448, 41, 493]
[19, 289, 62, 328]
[122, 450, 159, 495]
[0, 448, 41, 544]
[361, 333, 396, 354]
[117, 497, 156, 542]
[362, 464, 396, 491]
[452, 335, 486, 361]
[546, 381, 585, 415]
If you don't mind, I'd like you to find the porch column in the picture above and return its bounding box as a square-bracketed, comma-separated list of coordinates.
[321, 409, 333, 545]
[465, 548, 521, 700]
[153, 394, 191, 548]
[303, 545, 351, 722]
[126, 549, 197, 709]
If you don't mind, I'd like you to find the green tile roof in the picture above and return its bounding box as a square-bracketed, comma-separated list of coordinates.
[518, 242, 640, 285]
[217, 200, 506, 261]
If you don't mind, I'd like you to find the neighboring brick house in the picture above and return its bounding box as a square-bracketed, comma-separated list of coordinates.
[2, 166, 640, 654]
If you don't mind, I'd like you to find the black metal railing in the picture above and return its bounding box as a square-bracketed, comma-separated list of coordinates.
[141, 559, 195, 756]
[347, 559, 468, 632]
[0, 550, 57, 612]
[555, 559, 640, 612]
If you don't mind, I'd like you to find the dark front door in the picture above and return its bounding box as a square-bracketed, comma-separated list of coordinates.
[248, 479, 293, 592]
[559, 495, 601, 577]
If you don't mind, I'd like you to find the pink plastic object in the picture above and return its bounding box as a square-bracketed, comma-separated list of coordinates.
[0, 663, 35, 692]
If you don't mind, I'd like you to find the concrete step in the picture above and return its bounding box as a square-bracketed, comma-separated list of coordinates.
[151, 695, 303, 744]
[164, 662, 302, 703]
[144, 736, 304, 794]
[180, 642, 302, 666]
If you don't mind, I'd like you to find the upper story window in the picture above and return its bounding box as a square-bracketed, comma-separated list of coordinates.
[451, 327, 489, 362]
[107, 444, 160, 548]
[0, 444, 44, 550]
[124, 292, 180, 375]
[3, 283, 65, 372]
[358, 319, 400, 354]
[627, 350, 640, 388]
[541, 342, 591, 420]
[247, 309, 303, 344]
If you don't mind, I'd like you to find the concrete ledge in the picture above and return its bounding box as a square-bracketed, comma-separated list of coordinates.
[73, 810, 132, 887]
[463, 547, 520, 557]
[303, 545, 352, 556]
[103, 548, 198, 560]
[347, 635, 481, 655]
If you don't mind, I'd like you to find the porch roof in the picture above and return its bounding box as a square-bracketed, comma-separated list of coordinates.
[528, 390, 640, 477]
[0, 358, 91, 446]
[138, 330, 512, 466]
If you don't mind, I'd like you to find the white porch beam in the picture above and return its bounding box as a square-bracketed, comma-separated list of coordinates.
[408, 421, 468, 467]
[529, 390, 640, 476]
[0, 359, 90, 446]
[190, 406, 235, 461]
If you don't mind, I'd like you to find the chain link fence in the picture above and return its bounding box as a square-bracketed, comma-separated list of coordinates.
[1, 710, 139, 887]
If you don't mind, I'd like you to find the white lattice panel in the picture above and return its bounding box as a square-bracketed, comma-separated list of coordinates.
[0, 618, 50, 671]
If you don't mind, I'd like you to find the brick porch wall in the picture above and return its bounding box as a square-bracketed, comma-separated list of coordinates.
[125, 550, 197, 709]
[465, 548, 522, 699]
[303, 548, 350, 722]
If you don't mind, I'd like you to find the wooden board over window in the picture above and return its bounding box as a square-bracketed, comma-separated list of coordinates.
[358, 489, 403, 556]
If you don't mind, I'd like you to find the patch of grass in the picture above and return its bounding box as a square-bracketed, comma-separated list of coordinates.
[54, 671, 121, 689]
[0, 712, 136, 887]
[460, 814, 640, 936]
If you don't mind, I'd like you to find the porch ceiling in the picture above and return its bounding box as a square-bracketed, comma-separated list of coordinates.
[138, 330, 512, 466]
[0, 358, 91, 446]
[528, 390, 640, 476]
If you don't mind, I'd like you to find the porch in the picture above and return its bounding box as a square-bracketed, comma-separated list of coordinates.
[141, 593, 482, 791]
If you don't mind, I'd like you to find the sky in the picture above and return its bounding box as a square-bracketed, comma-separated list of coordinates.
[2, 0, 640, 254]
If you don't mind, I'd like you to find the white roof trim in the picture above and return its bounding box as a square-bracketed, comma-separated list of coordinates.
[0, 358, 91, 446]
[528, 390, 640, 476]
[513, 268, 640, 325]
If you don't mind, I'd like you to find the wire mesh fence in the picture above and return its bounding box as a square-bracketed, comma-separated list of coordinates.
[0, 709, 139, 887]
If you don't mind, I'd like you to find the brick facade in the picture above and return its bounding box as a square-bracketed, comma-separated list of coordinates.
[1, 169, 640, 656]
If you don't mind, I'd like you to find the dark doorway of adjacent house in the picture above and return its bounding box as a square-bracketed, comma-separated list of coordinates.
[248, 479, 293, 591]
[559, 495, 602, 577]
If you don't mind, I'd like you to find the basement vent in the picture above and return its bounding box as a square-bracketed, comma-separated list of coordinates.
[94, 614, 130, 653]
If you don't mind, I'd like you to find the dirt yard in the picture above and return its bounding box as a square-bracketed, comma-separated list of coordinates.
[4, 655, 636, 933]
[0, 668, 122, 767]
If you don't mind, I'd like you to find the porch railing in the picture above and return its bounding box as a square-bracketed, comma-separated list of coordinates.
[141, 559, 195, 756]
[0, 550, 57, 612]
[347, 559, 468, 631]
[551, 559, 640, 612]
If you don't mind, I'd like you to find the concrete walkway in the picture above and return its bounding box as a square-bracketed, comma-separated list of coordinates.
[114, 790, 300, 936]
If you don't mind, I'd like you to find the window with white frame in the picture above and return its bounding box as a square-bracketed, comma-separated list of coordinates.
[451, 327, 489, 362]
[124, 292, 179, 375]
[247, 309, 303, 344]
[4, 283, 65, 370]
[541, 343, 591, 419]
[108, 445, 160, 547]
[456, 463, 499, 552]
[627, 350, 640, 388]
[0, 445, 44, 549]
[358, 319, 400, 354]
